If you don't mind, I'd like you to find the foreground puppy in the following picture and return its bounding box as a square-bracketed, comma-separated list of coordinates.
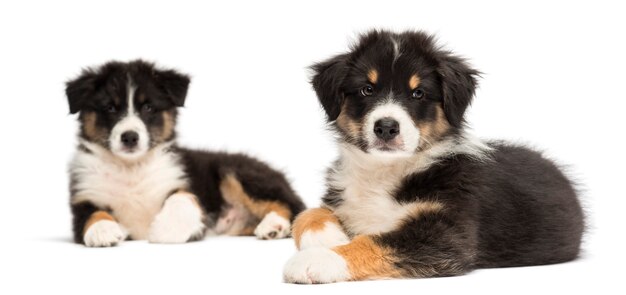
[67, 60, 305, 246]
[284, 30, 584, 283]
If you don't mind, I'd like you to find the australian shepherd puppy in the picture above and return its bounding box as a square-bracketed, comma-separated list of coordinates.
[67, 60, 305, 247]
[283, 30, 584, 283]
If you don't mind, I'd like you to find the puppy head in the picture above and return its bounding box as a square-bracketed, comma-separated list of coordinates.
[66, 60, 190, 161]
[311, 30, 479, 158]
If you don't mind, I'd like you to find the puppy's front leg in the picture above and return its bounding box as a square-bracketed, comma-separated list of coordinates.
[148, 191, 206, 244]
[72, 201, 127, 247]
[292, 207, 350, 250]
[284, 210, 474, 283]
[283, 235, 401, 284]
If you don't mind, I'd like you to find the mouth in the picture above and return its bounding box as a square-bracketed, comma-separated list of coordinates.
[121, 147, 139, 154]
[370, 139, 404, 152]
[112, 145, 148, 160]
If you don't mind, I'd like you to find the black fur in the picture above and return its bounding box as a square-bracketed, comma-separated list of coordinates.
[70, 202, 101, 244]
[437, 54, 480, 128]
[66, 60, 189, 115]
[176, 148, 306, 222]
[311, 54, 350, 121]
[313, 30, 584, 278]
[378, 144, 583, 275]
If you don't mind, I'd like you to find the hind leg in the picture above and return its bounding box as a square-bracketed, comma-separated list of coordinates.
[254, 211, 291, 239]
[219, 174, 295, 240]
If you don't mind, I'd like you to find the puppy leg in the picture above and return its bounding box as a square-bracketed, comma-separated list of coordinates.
[72, 201, 127, 247]
[83, 211, 127, 247]
[254, 211, 291, 240]
[292, 207, 350, 250]
[284, 236, 401, 284]
[284, 208, 473, 283]
[148, 191, 206, 244]
[220, 174, 294, 240]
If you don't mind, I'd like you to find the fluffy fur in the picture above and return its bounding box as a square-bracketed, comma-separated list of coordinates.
[67, 60, 305, 246]
[284, 30, 584, 283]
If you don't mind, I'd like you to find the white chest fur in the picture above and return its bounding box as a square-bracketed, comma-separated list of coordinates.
[329, 146, 424, 236]
[70, 143, 188, 240]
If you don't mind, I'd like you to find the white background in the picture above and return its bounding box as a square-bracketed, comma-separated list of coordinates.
[1, 0, 624, 294]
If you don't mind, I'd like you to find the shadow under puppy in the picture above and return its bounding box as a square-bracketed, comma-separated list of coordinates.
[67, 60, 305, 247]
[284, 30, 584, 283]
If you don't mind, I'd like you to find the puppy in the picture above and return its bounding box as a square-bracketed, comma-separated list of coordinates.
[283, 30, 584, 283]
[67, 60, 305, 247]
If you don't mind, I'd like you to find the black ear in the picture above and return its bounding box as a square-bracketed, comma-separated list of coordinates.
[438, 55, 480, 128]
[310, 54, 350, 121]
[155, 70, 190, 107]
[65, 71, 98, 114]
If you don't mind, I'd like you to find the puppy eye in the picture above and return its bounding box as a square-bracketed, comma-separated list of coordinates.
[360, 85, 374, 97]
[412, 88, 425, 100]
[106, 104, 117, 113]
[141, 103, 153, 113]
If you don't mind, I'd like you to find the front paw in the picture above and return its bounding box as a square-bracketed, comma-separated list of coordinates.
[283, 247, 351, 284]
[148, 193, 205, 244]
[254, 212, 291, 240]
[83, 220, 126, 247]
[298, 222, 350, 250]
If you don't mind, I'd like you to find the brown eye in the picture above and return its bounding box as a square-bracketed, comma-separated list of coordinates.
[412, 88, 425, 99]
[106, 104, 117, 113]
[360, 85, 374, 97]
[142, 103, 153, 113]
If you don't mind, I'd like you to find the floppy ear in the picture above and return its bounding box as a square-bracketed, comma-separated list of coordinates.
[310, 54, 350, 121]
[155, 69, 190, 107]
[65, 72, 98, 114]
[438, 55, 480, 128]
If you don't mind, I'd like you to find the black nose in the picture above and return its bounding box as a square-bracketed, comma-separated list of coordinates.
[374, 118, 400, 141]
[121, 131, 139, 148]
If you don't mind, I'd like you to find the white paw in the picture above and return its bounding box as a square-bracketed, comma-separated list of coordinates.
[84, 220, 126, 247]
[299, 222, 350, 250]
[148, 193, 205, 244]
[283, 247, 351, 284]
[254, 211, 291, 240]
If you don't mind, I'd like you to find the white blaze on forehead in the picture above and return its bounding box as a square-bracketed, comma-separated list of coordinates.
[391, 35, 401, 65]
[127, 80, 136, 113]
[364, 99, 421, 156]
[108, 78, 150, 161]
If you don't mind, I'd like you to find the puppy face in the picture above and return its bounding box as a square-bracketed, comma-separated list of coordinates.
[312, 30, 479, 157]
[66, 60, 189, 161]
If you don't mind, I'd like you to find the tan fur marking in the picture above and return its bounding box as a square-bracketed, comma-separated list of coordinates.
[333, 236, 403, 280]
[417, 106, 450, 149]
[83, 211, 115, 235]
[367, 69, 378, 84]
[82, 112, 107, 142]
[292, 207, 341, 249]
[160, 111, 175, 142]
[336, 103, 362, 139]
[219, 174, 292, 225]
[409, 74, 421, 89]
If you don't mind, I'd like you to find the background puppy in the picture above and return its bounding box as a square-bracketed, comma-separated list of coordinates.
[284, 30, 584, 283]
[67, 60, 305, 247]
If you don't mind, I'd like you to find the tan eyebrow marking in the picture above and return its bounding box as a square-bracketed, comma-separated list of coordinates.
[367, 69, 378, 84]
[409, 74, 421, 89]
